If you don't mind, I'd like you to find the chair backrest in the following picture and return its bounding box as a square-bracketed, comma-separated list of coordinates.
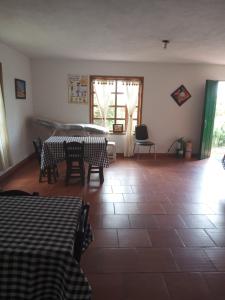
[33, 138, 43, 164]
[0, 190, 39, 196]
[135, 124, 149, 140]
[74, 203, 90, 262]
[63, 141, 84, 162]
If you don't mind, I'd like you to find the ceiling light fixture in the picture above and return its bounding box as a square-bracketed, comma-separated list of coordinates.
[162, 40, 170, 49]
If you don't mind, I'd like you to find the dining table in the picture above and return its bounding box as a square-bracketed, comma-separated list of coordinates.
[0, 195, 92, 300]
[41, 136, 109, 183]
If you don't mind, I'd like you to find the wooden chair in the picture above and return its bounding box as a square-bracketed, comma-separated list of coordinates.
[87, 139, 107, 184]
[33, 138, 58, 183]
[133, 124, 156, 159]
[74, 203, 90, 262]
[0, 190, 39, 196]
[63, 141, 85, 186]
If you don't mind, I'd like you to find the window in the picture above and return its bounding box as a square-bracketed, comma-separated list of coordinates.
[90, 76, 143, 133]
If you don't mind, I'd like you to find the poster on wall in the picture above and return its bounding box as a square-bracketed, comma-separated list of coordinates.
[68, 75, 89, 104]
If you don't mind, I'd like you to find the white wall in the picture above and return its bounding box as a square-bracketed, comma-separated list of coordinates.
[31, 58, 225, 153]
[0, 42, 34, 170]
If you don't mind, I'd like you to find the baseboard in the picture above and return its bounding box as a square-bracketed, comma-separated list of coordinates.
[116, 153, 197, 159]
[0, 153, 35, 182]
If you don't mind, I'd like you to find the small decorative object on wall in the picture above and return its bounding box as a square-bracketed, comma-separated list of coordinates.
[113, 124, 123, 133]
[15, 79, 26, 99]
[171, 84, 191, 106]
[68, 75, 89, 104]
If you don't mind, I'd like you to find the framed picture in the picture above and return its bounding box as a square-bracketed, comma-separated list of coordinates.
[113, 124, 123, 133]
[68, 75, 89, 104]
[171, 84, 191, 106]
[15, 79, 26, 99]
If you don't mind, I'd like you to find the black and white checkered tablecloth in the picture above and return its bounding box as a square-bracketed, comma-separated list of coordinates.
[0, 196, 92, 300]
[41, 136, 109, 170]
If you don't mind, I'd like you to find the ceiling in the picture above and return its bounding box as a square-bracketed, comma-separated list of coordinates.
[1, 0, 225, 64]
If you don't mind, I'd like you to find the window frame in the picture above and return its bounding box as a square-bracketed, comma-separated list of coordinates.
[89, 75, 144, 133]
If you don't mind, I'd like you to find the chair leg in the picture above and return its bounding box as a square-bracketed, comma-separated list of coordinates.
[65, 163, 70, 185]
[99, 166, 104, 184]
[154, 145, 156, 160]
[80, 162, 85, 186]
[47, 167, 52, 184]
[39, 171, 42, 183]
[87, 165, 91, 183]
[138, 145, 140, 159]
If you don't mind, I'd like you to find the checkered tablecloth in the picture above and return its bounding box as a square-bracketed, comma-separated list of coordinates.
[0, 196, 92, 300]
[41, 136, 109, 170]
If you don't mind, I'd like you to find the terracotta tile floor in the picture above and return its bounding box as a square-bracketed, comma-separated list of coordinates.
[1, 156, 225, 299]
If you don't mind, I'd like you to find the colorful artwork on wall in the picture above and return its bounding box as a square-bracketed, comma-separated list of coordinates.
[68, 75, 89, 104]
[15, 79, 26, 99]
[171, 85, 191, 106]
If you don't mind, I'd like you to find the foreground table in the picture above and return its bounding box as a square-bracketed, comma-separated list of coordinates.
[0, 195, 92, 300]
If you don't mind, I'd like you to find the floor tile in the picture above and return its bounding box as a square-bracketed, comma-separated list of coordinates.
[112, 186, 133, 194]
[171, 248, 216, 271]
[148, 229, 184, 247]
[205, 229, 225, 247]
[100, 193, 124, 202]
[155, 215, 186, 229]
[180, 215, 215, 229]
[118, 229, 151, 247]
[89, 203, 115, 214]
[203, 272, 225, 300]
[177, 229, 216, 247]
[91, 229, 118, 247]
[129, 214, 159, 229]
[136, 248, 179, 272]
[123, 193, 147, 202]
[88, 274, 123, 300]
[115, 203, 165, 214]
[123, 273, 170, 300]
[205, 248, 225, 271]
[82, 248, 139, 273]
[100, 214, 130, 228]
[164, 272, 211, 300]
[207, 215, 225, 228]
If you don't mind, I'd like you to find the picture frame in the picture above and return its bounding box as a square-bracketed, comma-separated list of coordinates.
[15, 79, 26, 99]
[113, 124, 123, 133]
[171, 84, 191, 106]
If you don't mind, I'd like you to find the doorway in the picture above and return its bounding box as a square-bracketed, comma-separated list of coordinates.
[211, 81, 225, 160]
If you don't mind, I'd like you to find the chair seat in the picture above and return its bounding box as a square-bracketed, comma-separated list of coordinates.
[136, 140, 155, 146]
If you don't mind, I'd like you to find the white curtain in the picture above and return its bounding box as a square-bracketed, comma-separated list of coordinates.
[94, 81, 114, 128]
[0, 83, 11, 170]
[124, 83, 139, 157]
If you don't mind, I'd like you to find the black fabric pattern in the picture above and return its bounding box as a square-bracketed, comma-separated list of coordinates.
[41, 136, 109, 170]
[0, 196, 92, 300]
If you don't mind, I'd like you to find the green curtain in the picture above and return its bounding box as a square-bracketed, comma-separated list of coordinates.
[199, 80, 218, 159]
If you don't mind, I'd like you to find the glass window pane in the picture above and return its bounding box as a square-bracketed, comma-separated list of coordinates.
[117, 93, 126, 105]
[107, 107, 115, 118]
[106, 119, 114, 131]
[93, 94, 98, 105]
[117, 81, 126, 105]
[117, 107, 126, 118]
[94, 106, 101, 118]
[93, 119, 103, 126]
[109, 93, 116, 105]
